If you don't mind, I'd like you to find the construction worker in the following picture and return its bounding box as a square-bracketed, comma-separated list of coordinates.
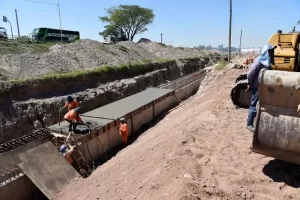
[246, 44, 277, 132]
[297, 105, 300, 116]
[64, 107, 85, 132]
[118, 118, 128, 144]
[59, 144, 74, 165]
[62, 96, 79, 111]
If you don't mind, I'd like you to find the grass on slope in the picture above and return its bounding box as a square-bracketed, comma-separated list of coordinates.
[215, 60, 228, 70]
[0, 41, 57, 54]
[8, 58, 174, 84]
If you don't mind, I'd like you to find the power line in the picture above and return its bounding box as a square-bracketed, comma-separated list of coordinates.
[24, 0, 57, 5]
[24, 0, 63, 42]
[2, 3, 58, 13]
[60, 5, 96, 22]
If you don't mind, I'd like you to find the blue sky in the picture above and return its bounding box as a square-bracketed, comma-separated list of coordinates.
[0, 0, 299, 48]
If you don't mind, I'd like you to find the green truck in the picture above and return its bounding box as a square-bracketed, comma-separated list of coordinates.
[31, 27, 80, 42]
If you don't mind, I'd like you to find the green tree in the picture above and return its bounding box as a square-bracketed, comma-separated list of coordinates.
[99, 5, 155, 42]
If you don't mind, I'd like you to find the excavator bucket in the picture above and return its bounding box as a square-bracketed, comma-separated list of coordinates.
[251, 69, 300, 165]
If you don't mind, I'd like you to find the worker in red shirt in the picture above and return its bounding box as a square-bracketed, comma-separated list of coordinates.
[64, 107, 85, 132]
[62, 96, 79, 111]
[118, 118, 128, 144]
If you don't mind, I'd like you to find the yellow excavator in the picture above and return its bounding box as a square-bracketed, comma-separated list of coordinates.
[231, 29, 300, 165]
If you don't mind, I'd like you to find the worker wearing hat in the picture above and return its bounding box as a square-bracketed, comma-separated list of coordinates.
[118, 118, 128, 144]
[64, 107, 85, 132]
[246, 44, 277, 132]
[59, 144, 74, 165]
[62, 96, 79, 111]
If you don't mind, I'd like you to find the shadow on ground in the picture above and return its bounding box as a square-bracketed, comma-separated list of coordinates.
[263, 159, 300, 188]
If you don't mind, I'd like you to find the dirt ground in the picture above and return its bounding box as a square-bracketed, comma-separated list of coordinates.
[54, 68, 300, 200]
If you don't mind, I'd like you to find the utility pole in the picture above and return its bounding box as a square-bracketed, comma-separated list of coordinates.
[57, 0, 63, 42]
[228, 0, 232, 62]
[25, 0, 63, 42]
[15, 9, 20, 38]
[161, 33, 163, 44]
[239, 29, 242, 56]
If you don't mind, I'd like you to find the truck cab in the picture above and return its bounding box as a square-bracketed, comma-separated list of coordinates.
[0, 27, 8, 40]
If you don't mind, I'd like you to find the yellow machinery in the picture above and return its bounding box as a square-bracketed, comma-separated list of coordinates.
[230, 30, 300, 108]
[230, 30, 300, 164]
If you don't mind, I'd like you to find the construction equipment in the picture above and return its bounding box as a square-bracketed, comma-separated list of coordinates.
[0, 27, 8, 40]
[230, 30, 300, 108]
[231, 29, 300, 164]
[251, 69, 300, 165]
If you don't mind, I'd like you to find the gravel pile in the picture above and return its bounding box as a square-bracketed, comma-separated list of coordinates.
[0, 39, 210, 79]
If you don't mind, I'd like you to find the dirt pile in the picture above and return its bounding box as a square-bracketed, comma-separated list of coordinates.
[0, 39, 211, 80]
[137, 42, 205, 59]
[54, 68, 300, 200]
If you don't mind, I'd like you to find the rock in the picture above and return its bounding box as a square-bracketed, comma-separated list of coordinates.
[242, 192, 246, 197]
[184, 173, 193, 178]
[33, 120, 43, 129]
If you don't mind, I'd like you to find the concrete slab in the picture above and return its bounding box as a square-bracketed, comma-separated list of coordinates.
[81, 88, 173, 122]
[18, 141, 80, 199]
[48, 88, 173, 134]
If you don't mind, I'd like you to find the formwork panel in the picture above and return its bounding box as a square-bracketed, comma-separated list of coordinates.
[81, 88, 174, 123]
[126, 118, 133, 137]
[79, 136, 100, 164]
[175, 79, 202, 101]
[107, 126, 122, 150]
[154, 96, 177, 118]
[132, 106, 154, 133]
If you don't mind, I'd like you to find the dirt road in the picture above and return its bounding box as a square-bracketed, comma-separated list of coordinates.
[54, 68, 300, 200]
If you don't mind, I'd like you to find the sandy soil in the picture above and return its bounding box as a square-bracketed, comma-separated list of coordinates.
[54, 68, 300, 200]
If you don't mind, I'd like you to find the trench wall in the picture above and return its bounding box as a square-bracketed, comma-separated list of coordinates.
[0, 68, 207, 200]
[0, 58, 215, 144]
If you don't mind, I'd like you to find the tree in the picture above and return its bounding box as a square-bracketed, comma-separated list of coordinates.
[99, 5, 155, 42]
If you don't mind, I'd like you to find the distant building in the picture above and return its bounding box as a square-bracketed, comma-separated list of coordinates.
[241, 48, 261, 53]
[137, 38, 152, 43]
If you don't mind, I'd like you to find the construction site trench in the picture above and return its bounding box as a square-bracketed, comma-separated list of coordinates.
[0, 48, 224, 199]
[0, 56, 218, 145]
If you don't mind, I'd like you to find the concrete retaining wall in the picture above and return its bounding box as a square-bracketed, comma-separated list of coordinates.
[0, 174, 46, 200]
[77, 72, 205, 165]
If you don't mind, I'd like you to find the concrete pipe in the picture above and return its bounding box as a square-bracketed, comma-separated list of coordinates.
[252, 69, 300, 165]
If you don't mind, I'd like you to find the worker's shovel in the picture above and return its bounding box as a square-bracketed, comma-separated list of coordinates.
[58, 108, 62, 126]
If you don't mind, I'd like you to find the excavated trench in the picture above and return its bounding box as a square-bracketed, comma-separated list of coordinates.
[0, 57, 220, 144]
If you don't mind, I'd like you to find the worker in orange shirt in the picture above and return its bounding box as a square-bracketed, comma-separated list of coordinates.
[62, 96, 79, 111]
[118, 118, 128, 144]
[64, 107, 85, 132]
